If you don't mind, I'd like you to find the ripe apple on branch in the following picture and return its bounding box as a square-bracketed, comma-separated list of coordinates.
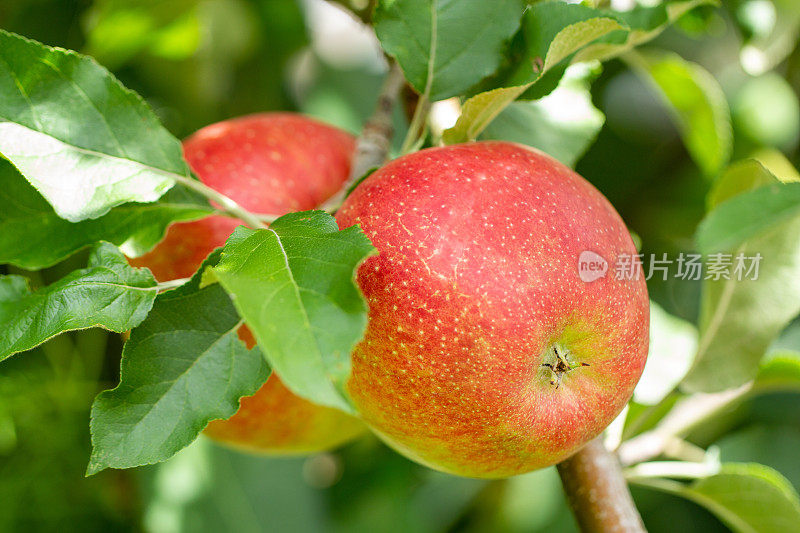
[337, 141, 649, 478]
[4, 1, 797, 530]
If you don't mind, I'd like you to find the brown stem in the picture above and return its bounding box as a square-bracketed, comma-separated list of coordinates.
[351, 61, 405, 179]
[557, 438, 647, 533]
[321, 61, 406, 211]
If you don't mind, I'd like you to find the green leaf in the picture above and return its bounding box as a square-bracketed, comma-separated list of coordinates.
[683, 165, 800, 392]
[748, 149, 800, 189]
[696, 182, 800, 254]
[212, 211, 375, 412]
[635, 464, 800, 533]
[771, 313, 800, 353]
[514, 2, 624, 82]
[567, 0, 716, 66]
[0, 30, 191, 222]
[88, 250, 268, 474]
[698, 157, 800, 252]
[630, 51, 731, 176]
[0, 158, 211, 270]
[443, 0, 715, 144]
[373, 0, 527, 101]
[754, 351, 800, 394]
[0, 242, 157, 361]
[442, 85, 533, 145]
[83, 0, 201, 69]
[479, 64, 604, 167]
[716, 425, 800, 490]
[706, 159, 782, 210]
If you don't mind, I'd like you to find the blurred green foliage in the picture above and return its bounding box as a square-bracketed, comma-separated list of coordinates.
[1, 0, 800, 531]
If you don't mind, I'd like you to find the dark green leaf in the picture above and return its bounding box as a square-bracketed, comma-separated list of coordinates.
[630, 51, 731, 176]
[0, 242, 157, 361]
[0, 158, 211, 270]
[88, 250, 268, 474]
[212, 211, 375, 412]
[716, 425, 800, 489]
[443, 0, 715, 143]
[0, 30, 191, 221]
[373, 0, 527, 101]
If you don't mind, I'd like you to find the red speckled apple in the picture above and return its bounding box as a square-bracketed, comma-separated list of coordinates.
[131, 112, 365, 454]
[336, 141, 648, 478]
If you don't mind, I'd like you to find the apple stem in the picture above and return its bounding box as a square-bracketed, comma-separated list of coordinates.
[173, 174, 269, 229]
[557, 438, 647, 533]
[321, 61, 407, 212]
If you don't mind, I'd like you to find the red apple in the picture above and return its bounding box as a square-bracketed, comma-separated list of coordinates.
[132, 112, 356, 280]
[204, 371, 365, 455]
[131, 112, 366, 453]
[336, 141, 648, 478]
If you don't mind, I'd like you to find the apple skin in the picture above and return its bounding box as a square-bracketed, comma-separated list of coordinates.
[204, 328, 365, 454]
[130, 112, 366, 453]
[336, 141, 649, 478]
[131, 112, 356, 280]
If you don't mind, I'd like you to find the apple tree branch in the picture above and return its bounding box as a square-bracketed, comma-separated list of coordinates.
[557, 438, 647, 533]
[321, 61, 406, 211]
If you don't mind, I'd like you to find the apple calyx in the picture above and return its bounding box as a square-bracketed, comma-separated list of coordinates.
[541, 345, 591, 390]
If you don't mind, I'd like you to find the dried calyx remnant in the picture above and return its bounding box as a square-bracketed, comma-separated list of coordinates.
[541, 345, 590, 389]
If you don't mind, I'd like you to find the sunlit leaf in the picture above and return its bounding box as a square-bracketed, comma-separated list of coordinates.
[0, 30, 191, 221]
[212, 211, 375, 412]
[479, 64, 604, 166]
[705, 159, 780, 209]
[754, 350, 800, 394]
[442, 85, 530, 145]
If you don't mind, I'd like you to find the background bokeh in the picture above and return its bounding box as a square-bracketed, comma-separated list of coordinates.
[1, 0, 799, 531]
